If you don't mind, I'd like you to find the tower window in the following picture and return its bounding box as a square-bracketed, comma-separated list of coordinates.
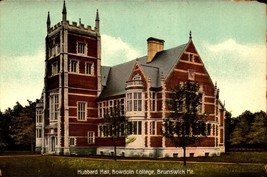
[49, 94, 59, 121]
[85, 62, 94, 75]
[77, 42, 86, 54]
[51, 61, 59, 75]
[77, 102, 87, 121]
[70, 60, 79, 73]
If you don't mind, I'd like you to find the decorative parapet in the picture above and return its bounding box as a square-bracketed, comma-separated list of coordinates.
[48, 20, 97, 34]
[125, 80, 144, 90]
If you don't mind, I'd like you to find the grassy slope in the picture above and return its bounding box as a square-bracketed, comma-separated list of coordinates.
[0, 152, 266, 177]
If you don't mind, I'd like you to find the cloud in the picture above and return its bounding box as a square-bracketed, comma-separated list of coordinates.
[102, 34, 143, 66]
[201, 39, 266, 116]
[0, 35, 143, 111]
[0, 50, 45, 111]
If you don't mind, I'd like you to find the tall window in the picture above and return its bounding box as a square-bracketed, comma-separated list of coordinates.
[51, 61, 58, 75]
[36, 110, 42, 123]
[188, 53, 194, 62]
[120, 98, 125, 115]
[77, 42, 86, 54]
[150, 121, 156, 135]
[36, 129, 42, 138]
[128, 121, 142, 135]
[98, 102, 103, 118]
[109, 100, 113, 115]
[127, 92, 142, 112]
[86, 62, 94, 75]
[70, 60, 79, 73]
[88, 131, 95, 144]
[77, 102, 87, 121]
[50, 94, 59, 121]
[198, 93, 203, 113]
[151, 92, 157, 112]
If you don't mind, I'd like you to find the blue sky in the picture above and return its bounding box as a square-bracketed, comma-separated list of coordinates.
[0, 0, 266, 116]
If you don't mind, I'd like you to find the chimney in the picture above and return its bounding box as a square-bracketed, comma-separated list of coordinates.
[147, 37, 165, 63]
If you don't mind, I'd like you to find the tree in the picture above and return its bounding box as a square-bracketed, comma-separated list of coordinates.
[103, 101, 128, 160]
[11, 101, 36, 151]
[224, 111, 234, 151]
[163, 81, 207, 166]
[247, 111, 267, 148]
[230, 111, 253, 147]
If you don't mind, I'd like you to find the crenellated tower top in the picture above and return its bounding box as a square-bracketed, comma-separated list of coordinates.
[46, 1, 100, 36]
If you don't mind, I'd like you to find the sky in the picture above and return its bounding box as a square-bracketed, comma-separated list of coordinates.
[0, 0, 266, 117]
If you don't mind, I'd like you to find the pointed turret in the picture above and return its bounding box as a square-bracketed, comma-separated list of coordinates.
[95, 9, 100, 32]
[46, 11, 51, 32]
[62, 0, 67, 22]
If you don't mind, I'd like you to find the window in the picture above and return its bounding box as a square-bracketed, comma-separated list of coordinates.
[99, 102, 103, 118]
[85, 62, 94, 75]
[133, 74, 141, 80]
[36, 110, 42, 123]
[36, 129, 42, 138]
[103, 101, 108, 117]
[133, 93, 142, 111]
[120, 99, 125, 116]
[188, 69, 195, 81]
[128, 121, 142, 135]
[49, 94, 59, 121]
[150, 121, 156, 135]
[88, 131, 95, 144]
[69, 137, 76, 146]
[127, 93, 133, 112]
[188, 53, 194, 62]
[77, 42, 86, 54]
[109, 100, 113, 115]
[70, 60, 79, 73]
[151, 92, 157, 111]
[49, 47, 52, 58]
[77, 102, 87, 121]
[198, 93, 203, 113]
[48, 44, 60, 58]
[51, 61, 59, 75]
[206, 123, 211, 136]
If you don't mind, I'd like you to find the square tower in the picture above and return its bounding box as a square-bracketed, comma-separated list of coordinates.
[36, 1, 101, 155]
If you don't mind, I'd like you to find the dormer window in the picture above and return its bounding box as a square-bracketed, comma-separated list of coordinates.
[77, 42, 87, 54]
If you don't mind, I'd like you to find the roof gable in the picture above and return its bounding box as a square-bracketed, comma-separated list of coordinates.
[99, 41, 188, 99]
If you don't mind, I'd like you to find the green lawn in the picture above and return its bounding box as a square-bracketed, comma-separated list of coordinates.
[0, 152, 266, 177]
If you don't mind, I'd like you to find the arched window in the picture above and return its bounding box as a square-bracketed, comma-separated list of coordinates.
[133, 74, 141, 80]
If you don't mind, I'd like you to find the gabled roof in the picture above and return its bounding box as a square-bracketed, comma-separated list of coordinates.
[99, 42, 188, 99]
